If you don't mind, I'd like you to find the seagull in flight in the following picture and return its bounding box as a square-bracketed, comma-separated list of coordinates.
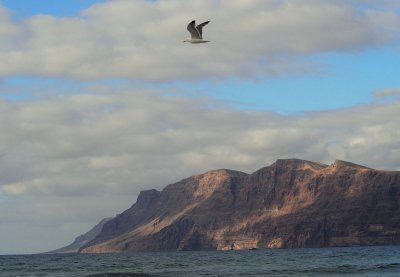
[184, 20, 210, 43]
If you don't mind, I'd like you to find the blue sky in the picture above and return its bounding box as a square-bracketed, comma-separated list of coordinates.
[0, 0, 107, 19]
[2, 45, 399, 113]
[2, 52, 399, 115]
[1, 0, 400, 255]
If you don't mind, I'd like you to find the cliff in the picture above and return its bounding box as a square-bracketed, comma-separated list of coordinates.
[79, 159, 400, 252]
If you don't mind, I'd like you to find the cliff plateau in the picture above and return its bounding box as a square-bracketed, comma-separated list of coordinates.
[79, 159, 400, 253]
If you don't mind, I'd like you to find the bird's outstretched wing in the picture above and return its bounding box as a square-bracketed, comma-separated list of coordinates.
[187, 20, 201, 39]
[196, 21, 210, 38]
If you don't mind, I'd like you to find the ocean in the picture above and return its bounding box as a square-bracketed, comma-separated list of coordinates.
[1, 246, 400, 277]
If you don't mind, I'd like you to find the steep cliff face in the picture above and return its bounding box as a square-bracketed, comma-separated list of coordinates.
[80, 159, 400, 253]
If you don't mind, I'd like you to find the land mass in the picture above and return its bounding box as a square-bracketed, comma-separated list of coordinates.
[47, 218, 111, 254]
[52, 159, 400, 253]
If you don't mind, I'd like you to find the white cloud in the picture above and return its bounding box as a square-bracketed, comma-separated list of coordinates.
[1, 84, 400, 253]
[0, 0, 399, 80]
[1, 85, 400, 197]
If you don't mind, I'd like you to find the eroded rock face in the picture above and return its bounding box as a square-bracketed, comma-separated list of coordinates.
[79, 159, 400, 253]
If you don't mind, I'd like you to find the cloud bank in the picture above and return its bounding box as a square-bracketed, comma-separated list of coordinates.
[2, 87, 400, 197]
[0, 0, 399, 80]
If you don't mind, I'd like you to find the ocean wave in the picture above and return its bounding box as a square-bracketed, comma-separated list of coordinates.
[86, 273, 161, 277]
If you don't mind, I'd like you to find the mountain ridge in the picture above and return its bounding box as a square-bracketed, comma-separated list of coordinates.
[51, 158, 400, 253]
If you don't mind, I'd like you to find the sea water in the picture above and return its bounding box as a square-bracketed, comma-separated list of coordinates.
[1, 246, 400, 277]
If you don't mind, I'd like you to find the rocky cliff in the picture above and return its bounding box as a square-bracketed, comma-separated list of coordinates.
[79, 159, 400, 253]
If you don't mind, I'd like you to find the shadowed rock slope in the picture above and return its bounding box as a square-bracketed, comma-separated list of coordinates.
[47, 218, 111, 253]
[80, 159, 400, 253]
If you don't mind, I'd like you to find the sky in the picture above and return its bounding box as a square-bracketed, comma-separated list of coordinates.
[0, 0, 399, 255]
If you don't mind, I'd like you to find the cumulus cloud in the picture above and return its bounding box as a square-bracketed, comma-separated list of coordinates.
[0, 0, 399, 80]
[0, 88, 400, 224]
[2, 87, 400, 182]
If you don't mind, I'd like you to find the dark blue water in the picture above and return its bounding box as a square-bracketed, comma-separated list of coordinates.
[1, 246, 400, 277]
